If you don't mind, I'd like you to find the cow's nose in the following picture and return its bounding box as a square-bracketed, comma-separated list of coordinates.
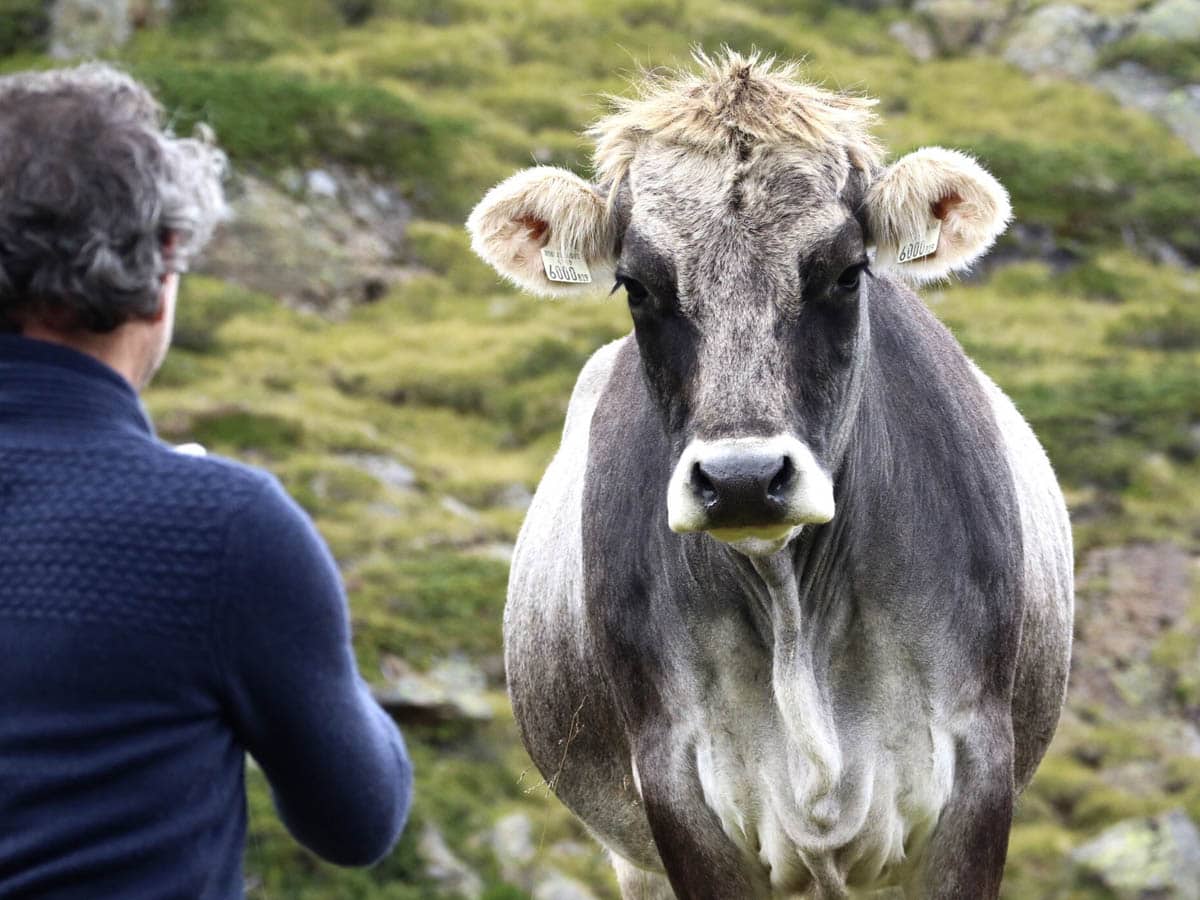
[689, 447, 794, 526]
[666, 435, 835, 544]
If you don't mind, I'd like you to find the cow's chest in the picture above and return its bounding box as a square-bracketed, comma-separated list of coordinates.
[682, 618, 956, 895]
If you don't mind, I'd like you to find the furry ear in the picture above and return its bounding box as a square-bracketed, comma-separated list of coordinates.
[865, 147, 1011, 282]
[466, 166, 616, 296]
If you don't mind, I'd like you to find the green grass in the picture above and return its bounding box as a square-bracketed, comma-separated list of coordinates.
[135, 62, 466, 213]
[937, 256, 1200, 550]
[0, 0, 47, 58]
[1109, 301, 1200, 352]
[954, 137, 1200, 261]
[90, 0, 1200, 243]
[1099, 34, 1200, 83]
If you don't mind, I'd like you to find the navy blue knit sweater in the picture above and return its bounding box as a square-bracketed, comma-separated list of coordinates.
[0, 335, 412, 899]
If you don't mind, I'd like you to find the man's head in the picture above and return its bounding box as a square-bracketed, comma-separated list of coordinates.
[468, 50, 1011, 555]
[0, 63, 227, 389]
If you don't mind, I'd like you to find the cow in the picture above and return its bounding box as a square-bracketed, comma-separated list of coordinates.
[466, 50, 1073, 899]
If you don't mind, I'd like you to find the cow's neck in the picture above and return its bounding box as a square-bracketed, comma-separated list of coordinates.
[731, 538, 854, 830]
[718, 307, 882, 820]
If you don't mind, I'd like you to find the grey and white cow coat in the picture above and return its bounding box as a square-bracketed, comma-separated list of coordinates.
[469, 51, 1073, 899]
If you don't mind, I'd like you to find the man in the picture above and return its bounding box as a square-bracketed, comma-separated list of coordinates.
[0, 64, 412, 898]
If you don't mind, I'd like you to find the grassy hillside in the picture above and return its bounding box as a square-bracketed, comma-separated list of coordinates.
[8, 1, 1199, 896]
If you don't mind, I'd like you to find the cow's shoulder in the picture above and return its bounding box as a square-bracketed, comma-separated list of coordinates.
[561, 334, 630, 445]
[510, 333, 630, 611]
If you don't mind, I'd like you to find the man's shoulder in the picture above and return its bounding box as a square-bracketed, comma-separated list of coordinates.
[136, 439, 286, 522]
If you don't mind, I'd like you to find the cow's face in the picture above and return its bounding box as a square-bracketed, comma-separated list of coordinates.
[468, 70, 1009, 557]
[610, 142, 871, 555]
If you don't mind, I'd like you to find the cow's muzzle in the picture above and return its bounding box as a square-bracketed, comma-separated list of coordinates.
[667, 436, 835, 552]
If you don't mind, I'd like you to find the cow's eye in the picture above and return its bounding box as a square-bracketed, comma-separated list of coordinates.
[615, 275, 649, 308]
[836, 262, 869, 293]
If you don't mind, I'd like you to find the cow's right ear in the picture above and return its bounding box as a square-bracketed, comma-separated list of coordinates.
[466, 166, 616, 296]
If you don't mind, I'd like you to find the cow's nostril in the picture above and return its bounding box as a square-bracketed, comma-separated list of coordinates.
[692, 461, 719, 507]
[767, 456, 794, 502]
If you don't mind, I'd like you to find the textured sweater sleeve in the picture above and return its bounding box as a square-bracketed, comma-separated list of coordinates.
[216, 474, 412, 867]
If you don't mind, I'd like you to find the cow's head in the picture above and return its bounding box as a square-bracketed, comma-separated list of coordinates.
[468, 51, 1010, 556]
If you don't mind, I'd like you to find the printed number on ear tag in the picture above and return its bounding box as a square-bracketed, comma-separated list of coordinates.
[541, 249, 592, 284]
[898, 219, 942, 264]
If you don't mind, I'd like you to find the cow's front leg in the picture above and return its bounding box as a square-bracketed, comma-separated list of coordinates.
[911, 718, 1015, 900]
[634, 734, 769, 900]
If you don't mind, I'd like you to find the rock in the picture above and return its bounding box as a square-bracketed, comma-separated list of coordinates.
[486, 816, 602, 899]
[196, 171, 413, 316]
[1155, 84, 1200, 155]
[490, 812, 536, 885]
[1072, 543, 1195, 715]
[1003, 4, 1110, 78]
[441, 496, 481, 521]
[471, 542, 515, 564]
[533, 872, 599, 900]
[50, 0, 131, 58]
[305, 168, 340, 199]
[995, 0, 1200, 152]
[1070, 810, 1200, 899]
[978, 222, 1081, 275]
[418, 824, 483, 899]
[888, 19, 937, 62]
[1146, 234, 1196, 268]
[338, 453, 417, 492]
[1094, 63, 1200, 155]
[1136, 0, 1200, 42]
[914, 0, 1010, 54]
[494, 482, 534, 511]
[373, 655, 493, 726]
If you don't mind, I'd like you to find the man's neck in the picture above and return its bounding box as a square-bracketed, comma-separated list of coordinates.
[20, 323, 147, 392]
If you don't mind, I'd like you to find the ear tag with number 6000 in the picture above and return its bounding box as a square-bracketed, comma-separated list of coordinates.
[897, 219, 942, 264]
[541, 248, 592, 284]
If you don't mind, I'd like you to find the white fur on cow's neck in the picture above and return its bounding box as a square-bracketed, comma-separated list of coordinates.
[685, 549, 957, 893]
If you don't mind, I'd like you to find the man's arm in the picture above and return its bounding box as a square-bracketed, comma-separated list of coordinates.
[215, 474, 413, 867]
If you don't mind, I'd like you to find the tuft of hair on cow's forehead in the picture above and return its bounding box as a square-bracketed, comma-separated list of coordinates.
[587, 48, 884, 199]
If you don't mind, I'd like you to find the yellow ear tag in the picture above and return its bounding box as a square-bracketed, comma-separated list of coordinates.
[898, 219, 942, 264]
[541, 248, 592, 284]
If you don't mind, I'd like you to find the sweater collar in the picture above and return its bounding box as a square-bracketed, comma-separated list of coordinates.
[0, 335, 154, 440]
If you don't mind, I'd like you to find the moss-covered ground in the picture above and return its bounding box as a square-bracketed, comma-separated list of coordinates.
[9, 0, 1200, 895]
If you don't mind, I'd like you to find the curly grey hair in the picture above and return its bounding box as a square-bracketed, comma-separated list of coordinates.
[0, 63, 227, 333]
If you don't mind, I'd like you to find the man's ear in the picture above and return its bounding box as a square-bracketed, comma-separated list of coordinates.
[466, 166, 616, 296]
[152, 272, 178, 324]
[153, 231, 180, 323]
[865, 147, 1011, 282]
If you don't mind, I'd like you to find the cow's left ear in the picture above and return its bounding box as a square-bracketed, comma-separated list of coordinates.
[466, 166, 616, 296]
[865, 147, 1011, 282]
